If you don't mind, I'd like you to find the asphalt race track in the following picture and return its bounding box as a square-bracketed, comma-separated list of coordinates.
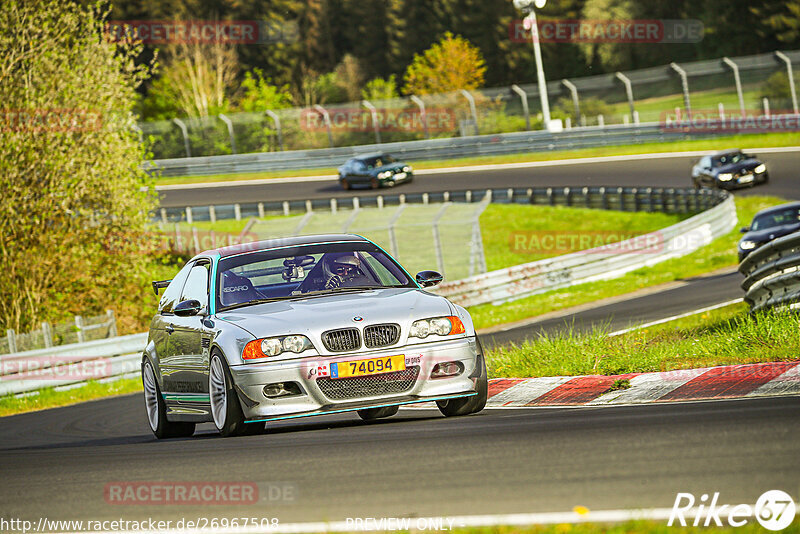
[158, 150, 800, 207]
[1, 395, 798, 524]
[2, 149, 798, 529]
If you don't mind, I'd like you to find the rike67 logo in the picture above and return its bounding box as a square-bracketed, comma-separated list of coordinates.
[669, 490, 796, 531]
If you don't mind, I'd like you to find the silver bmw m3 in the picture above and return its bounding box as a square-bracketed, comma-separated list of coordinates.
[143, 234, 487, 438]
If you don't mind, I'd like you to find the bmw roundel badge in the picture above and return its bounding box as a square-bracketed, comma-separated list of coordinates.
[353, 316, 364, 322]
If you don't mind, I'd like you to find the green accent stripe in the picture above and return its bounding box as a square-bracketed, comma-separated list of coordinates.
[163, 393, 210, 403]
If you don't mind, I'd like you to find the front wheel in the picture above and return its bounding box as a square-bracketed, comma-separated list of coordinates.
[142, 360, 196, 439]
[437, 348, 488, 417]
[357, 405, 399, 421]
[209, 351, 264, 437]
[370, 177, 380, 189]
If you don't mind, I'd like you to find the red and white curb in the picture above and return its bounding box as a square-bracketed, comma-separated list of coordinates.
[483, 361, 800, 407]
[406, 362, 800, 409]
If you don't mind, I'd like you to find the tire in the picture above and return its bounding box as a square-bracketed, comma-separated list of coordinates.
[370, 177, 380, 189]
[357, 405, 399, 421]
[341, 179, 351, 190]
[436, 342, 488, 417]
[209, 351, 264, 437]
[142, 359, 196, 439]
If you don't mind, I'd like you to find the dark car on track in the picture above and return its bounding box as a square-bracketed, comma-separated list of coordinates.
[338, 153, 413, 190]
[738, 202, 800, 262]
[691, 149, 769, 190]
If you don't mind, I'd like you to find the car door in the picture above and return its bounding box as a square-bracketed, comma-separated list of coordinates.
[169, 260, 212, 397]
[154, 262, 192, 385]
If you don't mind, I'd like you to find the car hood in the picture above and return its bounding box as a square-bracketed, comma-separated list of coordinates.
[740, 224, 800, 247]
[370, 163, 407, 174]
[714, 159, 761, 175]
[215, 287, 452, 339]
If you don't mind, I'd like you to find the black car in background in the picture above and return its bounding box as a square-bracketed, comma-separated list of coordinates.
[691, 149, 769, 190]
[338, 153, 413, 190]
[738, 202, 800, 262]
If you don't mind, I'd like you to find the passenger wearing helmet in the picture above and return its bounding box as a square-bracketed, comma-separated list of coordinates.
[322, 252, 371, 289]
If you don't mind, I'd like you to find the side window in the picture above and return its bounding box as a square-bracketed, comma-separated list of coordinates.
[354, 161, 366, 172]
[159, 263, 193, 314]
[180, 262, 210, 310]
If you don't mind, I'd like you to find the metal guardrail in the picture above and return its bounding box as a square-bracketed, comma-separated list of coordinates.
[147, 122, 693, 177]
[147, 113, 800, 177]
[739, 232, 800, 312]
[0, 333, 146, 397]
[435, 188, 736, 307]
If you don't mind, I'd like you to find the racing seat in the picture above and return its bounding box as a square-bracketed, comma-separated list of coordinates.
[220, 271, 266, 307]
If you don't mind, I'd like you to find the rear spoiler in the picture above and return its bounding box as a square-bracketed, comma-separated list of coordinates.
[151, 279, 172, 295]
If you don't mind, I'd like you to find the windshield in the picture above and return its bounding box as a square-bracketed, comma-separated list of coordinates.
[751, 207, 800, 231]
[712, 152, 745, 167]
[363, 155, 396, 168]
[216, 242, 415, 310]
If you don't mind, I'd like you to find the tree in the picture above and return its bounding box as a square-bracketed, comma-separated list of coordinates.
[402, 32, 487, 95]
[362, 75, 400, 101]
[0, 0, 155, 332]
[238, 69, 293, 112]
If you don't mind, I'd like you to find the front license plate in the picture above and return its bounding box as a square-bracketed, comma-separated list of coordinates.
[394, 172, 406, 180]
[331, 355, 405, 379]
[738, 174, 754, 183]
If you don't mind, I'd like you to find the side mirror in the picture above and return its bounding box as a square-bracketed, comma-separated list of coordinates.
[740, 226, 750, 233]
[416, 270, 443, 288]
[174, 299, 202, 317]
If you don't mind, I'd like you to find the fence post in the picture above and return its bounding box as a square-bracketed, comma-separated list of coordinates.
[209, 205, 217, 224]
[330, 198, 338, 214]
[511, 84, 530, 130]
[218, 114, 237, 154]
[721, 57, 746, 116]
[75, 315, 85, 344]
[561, 79, 581, 125]
[775, 51, 799, 114]
[265, 110, 284, 151]
[762, 97, 770, 117]
[615, 72, 638, 124]
[185, 206, 193, 224]
[313, 105, 334, 148]
[410, 95, 429, 138]
[172, 118, 191, 158]
[42, 322, 53, 348]
[6, 329, 16, 353]
[670, 62, 692, 119]
[361, 100, 381, 144]
[234, 203, 242, 221]
[460, 89, 480, 135]
[106, 310, 117, 337]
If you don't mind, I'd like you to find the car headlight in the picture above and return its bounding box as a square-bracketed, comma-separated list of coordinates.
[754, 164, 766, 174]
[402, 165, 411, 172]
[409, 316, 466, 339]
[739, 240, 757, 250]
[377, 171, 392, 179]
[242, 335, 314, 359]
[717, 173, 734, 181]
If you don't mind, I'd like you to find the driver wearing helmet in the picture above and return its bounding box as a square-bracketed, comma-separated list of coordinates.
[322, 252, 370, 289]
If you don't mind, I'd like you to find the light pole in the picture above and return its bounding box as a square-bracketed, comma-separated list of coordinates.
[514, 0, 552, 130]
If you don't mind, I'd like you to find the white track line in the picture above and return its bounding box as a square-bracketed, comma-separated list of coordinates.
[153, 145, 800, 191]
[607, 298, 743, 337]
[60, 506, 744, 534]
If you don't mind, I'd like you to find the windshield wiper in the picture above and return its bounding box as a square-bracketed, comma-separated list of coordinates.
[221, 297, 295, 310]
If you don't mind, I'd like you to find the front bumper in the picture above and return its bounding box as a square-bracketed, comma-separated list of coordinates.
[717, 171, 767, 189]
[229, 336, 479, 422]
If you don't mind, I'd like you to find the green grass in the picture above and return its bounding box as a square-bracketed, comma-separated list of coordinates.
[487, 305, 799, 379]
[470, 195, 788, 330]
[0, 378, 142, 417]
[154, 131, 799, 187]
